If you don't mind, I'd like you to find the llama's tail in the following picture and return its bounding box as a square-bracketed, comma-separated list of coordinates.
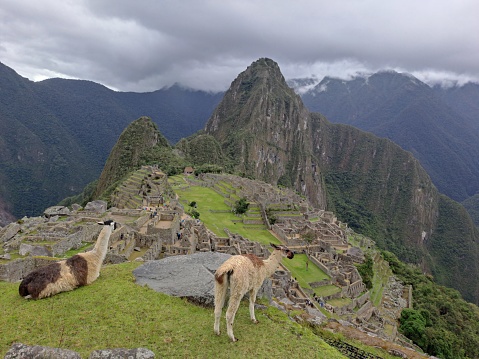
[214, 260, 235, 285]
[214, 267, 232, 317]
[214, 269, 233, 285]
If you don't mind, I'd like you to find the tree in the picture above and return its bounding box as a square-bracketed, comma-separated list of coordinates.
[399, 309, 426, 348]
[356, 253, 373, 289]
[234, 197, 249, 215]
[188, 208, 200, 219]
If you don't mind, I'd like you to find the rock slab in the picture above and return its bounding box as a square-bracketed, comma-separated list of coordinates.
[133, 252, 231, 307]
[89, 348, 155, 359]
[4, 343, 81, 359]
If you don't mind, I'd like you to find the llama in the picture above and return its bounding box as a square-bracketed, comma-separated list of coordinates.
[213, 243, 294, 342]
[18, 220, 118, 299]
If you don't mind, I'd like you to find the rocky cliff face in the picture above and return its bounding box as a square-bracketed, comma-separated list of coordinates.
[205, 58, 327, 208]
[204, 58, 479, 304]
[309, 116, 439, 254]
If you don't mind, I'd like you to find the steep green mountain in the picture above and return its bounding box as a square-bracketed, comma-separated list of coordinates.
[204, 58, 479, 304]
[94, 116, 185, 199]
[462, 194, 479, 227]
[300, 72, 479, 203]
[0, 62, 222, 223]
[175, 133, 228, 168]
[0, 63, 95, 221]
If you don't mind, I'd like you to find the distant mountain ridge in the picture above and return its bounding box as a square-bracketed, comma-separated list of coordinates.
[0, 62, 222, 223]
[298, 71, 479, 203]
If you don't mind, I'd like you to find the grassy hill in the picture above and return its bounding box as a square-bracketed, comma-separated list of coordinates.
[0, 262, 349, 358]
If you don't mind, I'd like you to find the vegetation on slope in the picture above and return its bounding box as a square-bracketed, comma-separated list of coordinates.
[462, 193, 479, 227]
[425, 195, 479, 303]
[175, 133, 229, 168]
[383, 251, 479, 359]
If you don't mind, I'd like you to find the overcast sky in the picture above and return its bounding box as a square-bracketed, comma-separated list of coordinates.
[1, 0, 478, 92]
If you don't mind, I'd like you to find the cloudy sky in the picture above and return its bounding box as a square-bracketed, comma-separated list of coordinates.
[1, 0, 478, 92]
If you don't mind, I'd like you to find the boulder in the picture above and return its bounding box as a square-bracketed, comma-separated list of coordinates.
[89, 348, 155, 359]
[71, 203, 82, 211]
[4, 343, 81, 359]
[84, 200, 107, 213]
[133, 252, 231, 307]
[44, 206, 70, 218]
[19, 243, 52, 257]
[0, 222, 20, 243]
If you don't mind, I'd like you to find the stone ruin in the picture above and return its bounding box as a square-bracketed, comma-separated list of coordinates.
[0, 168, 410, 344]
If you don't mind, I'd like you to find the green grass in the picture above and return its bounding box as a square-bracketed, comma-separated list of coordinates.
[0, 262, 346, 359]
[55, 243, 93, 258]
[173, 183, 278, 245]
[281, 254, 330, 290]
[327, 297, 352, 307]
[314, 285, 341, 297]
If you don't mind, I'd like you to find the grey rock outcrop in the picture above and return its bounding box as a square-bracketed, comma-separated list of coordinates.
[4, 343, 81, 359]
[133, 252, 231, 307]
[89, 348, 155, 359]
[0, 223, 20, 243]
[44, 206, 70, 218]
[19, 243, 52, 257]
[4, 344, 155, 359]
[84, 200, 107, 213]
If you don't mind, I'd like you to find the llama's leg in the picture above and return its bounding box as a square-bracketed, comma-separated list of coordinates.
[225, 294, 242, 342]
[249, 288, 259, 323]
[214, 282, 228, 335]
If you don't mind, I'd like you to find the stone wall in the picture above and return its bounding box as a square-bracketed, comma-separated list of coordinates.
[142, 238, 163, 260]
[50, 225, 102, 256]
[0, 257, 57, 282]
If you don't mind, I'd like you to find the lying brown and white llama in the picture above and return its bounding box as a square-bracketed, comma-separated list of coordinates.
[18, 220, 118, 299]
[214, 243, 294, 342]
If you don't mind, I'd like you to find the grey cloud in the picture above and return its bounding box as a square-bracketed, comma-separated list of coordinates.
[1, 0, 478, 92]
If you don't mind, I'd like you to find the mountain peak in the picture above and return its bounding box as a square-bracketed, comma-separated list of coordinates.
[204, 58, 300, 137]
[204, 57, 323, 204]
[94, 116, 170, 198]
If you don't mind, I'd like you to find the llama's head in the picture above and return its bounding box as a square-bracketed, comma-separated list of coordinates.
[270, 243, 294, 259]
[97, 220, 119, 231]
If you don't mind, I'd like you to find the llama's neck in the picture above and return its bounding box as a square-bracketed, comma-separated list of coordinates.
[92, 225, 113, 259]
[262, 250, 283, 278]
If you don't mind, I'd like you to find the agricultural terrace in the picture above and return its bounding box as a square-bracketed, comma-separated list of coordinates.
[169, 176, 279, 246]
[281, 254, 330, 292]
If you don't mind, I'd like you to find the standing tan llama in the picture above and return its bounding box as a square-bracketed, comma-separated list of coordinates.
[213, 243, 295, 341]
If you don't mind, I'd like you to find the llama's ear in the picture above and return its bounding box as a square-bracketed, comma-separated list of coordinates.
[271, 243, 279, 249]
